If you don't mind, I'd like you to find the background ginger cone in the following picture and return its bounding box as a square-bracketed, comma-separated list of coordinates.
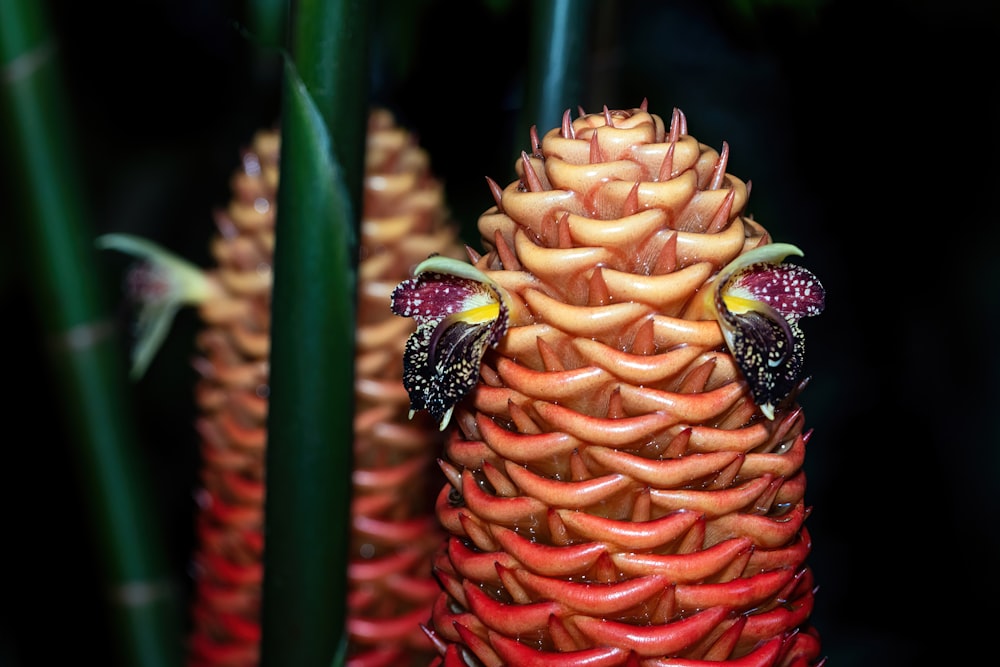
[186, 127, 278, 667]
[186, 110, 463, 667]
[424, 104, 824, 665]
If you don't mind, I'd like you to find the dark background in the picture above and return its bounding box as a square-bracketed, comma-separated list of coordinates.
[2, 0, 997, 665]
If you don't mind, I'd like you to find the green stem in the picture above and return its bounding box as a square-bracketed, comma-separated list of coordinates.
[0, 3, 182, 666]
[517, 0, 594, 143]
[259, 1, 370, 665]
[246, 0, 289, 49]
[293, 0, 372, 208]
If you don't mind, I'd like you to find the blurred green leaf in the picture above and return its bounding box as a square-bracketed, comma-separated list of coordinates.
[0, 1, 184, 665]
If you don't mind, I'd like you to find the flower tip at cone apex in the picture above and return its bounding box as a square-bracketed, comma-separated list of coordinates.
[96, 232, 214, 379]
[708, 242, 825, 419]
[391, 254, 511, 430]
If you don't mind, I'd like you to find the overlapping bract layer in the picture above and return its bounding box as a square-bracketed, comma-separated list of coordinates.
[187, 128, 279, 667]
[426, 105, 823, 666]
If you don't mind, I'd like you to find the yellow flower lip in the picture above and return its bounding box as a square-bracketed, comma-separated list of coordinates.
[391, 254, 512, 430]
[707, 242, 825, 421]
[460, 302, 501, 325]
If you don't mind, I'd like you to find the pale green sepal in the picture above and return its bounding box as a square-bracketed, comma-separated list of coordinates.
[96, 233, 213, 379]
[413, 255, 495, 284]
[131, 300, 183, 380]
[719, 243, 803, 280]
[96, 233, 214, 302]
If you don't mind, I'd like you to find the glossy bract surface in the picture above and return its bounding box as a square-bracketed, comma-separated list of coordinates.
[420, 105, 825, 666]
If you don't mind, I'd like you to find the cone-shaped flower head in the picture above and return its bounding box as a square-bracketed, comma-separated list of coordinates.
[392, 103, 827, 666]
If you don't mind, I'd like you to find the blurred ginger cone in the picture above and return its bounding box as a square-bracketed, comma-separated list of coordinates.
[392, 103, 826, 666]
[185, 126, 279, 667]
[101, 109, 463, 667]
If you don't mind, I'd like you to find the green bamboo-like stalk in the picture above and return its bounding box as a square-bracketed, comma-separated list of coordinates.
[0, 2, 182, 666]
[243, 0, 288, 100]
[246, 0, 289, 50]
[516, 0, 594, 146]
[293, 0, 371, 209]
[259, 0, 370, 665]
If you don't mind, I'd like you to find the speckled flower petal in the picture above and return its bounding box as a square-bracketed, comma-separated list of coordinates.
[712, 243, 825, 420]
[391, 255, 510, 429]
